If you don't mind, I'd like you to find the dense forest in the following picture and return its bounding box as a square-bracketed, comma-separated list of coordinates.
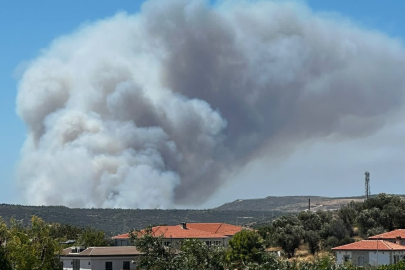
[0, 204, 281, 236]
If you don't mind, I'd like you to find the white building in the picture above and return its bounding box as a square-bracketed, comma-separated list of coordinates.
[332, 240, 405, 267]
[60, 246, 141, 270]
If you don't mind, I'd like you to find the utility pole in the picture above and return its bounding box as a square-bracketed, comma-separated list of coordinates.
[308, 198, 311, 211]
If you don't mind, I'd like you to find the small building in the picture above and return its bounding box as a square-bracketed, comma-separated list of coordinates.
[112, 222, 244, 247]
[332, 240, 405, 267]
[369, 229, 405, 245]
[60, 246, 141, 270]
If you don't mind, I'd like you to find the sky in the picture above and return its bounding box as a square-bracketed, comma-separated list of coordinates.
[1, 0, 405, 208]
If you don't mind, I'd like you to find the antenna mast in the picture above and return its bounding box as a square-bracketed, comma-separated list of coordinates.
[365, 171, 370, 199]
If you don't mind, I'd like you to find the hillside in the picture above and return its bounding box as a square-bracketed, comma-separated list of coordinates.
[215, 195, 369, 212]
[0, 204, 281, 236]
[3, 195, 401, 235]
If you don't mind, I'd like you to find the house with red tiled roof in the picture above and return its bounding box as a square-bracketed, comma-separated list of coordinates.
[60, 246, 141, 270]
[369, 229, 405, 245]
[112, 222, 244, 247]
[332, 240, 405, 267]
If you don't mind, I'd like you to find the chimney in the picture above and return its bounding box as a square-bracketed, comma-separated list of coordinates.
[396, 236, 402, 244]
[180, 222, 187, 229]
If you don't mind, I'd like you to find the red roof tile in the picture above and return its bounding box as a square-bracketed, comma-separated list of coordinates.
[332, 240, 405, 251]
[113, 233, 131, 239]
[148, 225, 227, 239]
[112, 223, 244, 240]
[186, 223, 243, 236]
[369, 229, 405, 240]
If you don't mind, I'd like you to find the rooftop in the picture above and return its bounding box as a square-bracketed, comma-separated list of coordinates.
[369, 229, 405, 240]
[112, 223, 244, 240]
[61, 246, 142, 257]
[186, 223, 243, 236]
[332, 240, 405, 251]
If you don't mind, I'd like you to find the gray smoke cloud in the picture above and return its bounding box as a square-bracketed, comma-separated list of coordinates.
[16, 0, 405, 208]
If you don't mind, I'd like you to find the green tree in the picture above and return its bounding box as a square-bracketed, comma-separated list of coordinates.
[356, 209, 379, 235]
[174, 239, 225, 270]
[298, 211, 322, 232]
[321, 218, 350, 241]
[7, 216, 61, 270]
[50, 224, 84, 241]
[271, 216, 300, 228]
[0, 218, 12, 270]
[376, 260, 405, 270]
[367, 226, 386, 238]
[257, 225, 274, 248]
[338, 205, 356, 236]
[77, 227, 109, 247]
[226, 230, 265, 268]
[273, 224, 303, 258]
[130, 228, 177, 270]
[316, 210, 333, 224]
[304, 230, 320, 255]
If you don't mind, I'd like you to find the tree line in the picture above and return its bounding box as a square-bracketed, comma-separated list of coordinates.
[256, 193, 405, 258]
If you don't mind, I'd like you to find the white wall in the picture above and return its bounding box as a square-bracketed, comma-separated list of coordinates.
[336, 251, 352, 264]
[61, 257, 137, 270]
[337, 250, 405, 267]
[62, 258, 72, 270]
[62, 257, 91, 270]
[90, 258, 136, 270]
[369, 251, 390, 266]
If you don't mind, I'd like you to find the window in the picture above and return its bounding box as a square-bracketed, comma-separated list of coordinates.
[343, 255, 350, 263]
[163, 241, 171, 246]
[358, 256, 364, 267]
[394, 255, 400, 264]
[123, 261, 130, 270]
[105, 261, 113, 270]
[72, 259, 80, 270]
[205, 241, 212, 246]
[214, 241, 222, 246]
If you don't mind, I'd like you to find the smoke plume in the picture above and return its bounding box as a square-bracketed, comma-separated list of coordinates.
[16, 0, 405, 208]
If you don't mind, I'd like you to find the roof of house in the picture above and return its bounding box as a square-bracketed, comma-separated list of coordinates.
[332, 240, 405, 251]
[112, 223, 244, 240]
[369, 229, 405, 240]
[186, 223, 243, 236]
[61, 246, 142, 257]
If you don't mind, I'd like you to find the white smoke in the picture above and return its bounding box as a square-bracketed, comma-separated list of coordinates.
[16, 0, 405, 208]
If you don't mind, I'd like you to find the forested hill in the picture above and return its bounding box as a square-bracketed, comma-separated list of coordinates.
[215, 195, 405, 212]
[2, 195, 404, 236]
[0, 204, 280, 236]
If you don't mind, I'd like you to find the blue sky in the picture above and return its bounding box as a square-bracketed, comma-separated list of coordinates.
[1, 0, 404, 206]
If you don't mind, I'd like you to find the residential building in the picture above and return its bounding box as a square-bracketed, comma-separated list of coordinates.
[112, 222, 244, 247]
[369, 229, 405, 245]
[332, 240, 405, 267]
[60, 246, 141, 270]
